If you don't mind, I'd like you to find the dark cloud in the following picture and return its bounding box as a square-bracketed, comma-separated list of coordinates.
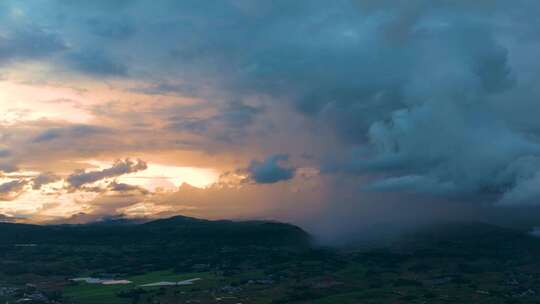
[52, 0, 136, 12]
[130, 82, 199, 97]
[0, 149, 11, 158]
[168, 101, 263, 142]
[67, 159, 147, 189]
[0, 26, 67, 64]
[248, 154, 295, 184]
[33, 125, 107, 143]
[0, 180, 28, 201]
[0, 162, 18, 173]
[66, 49, 127, 76]
[3, 0, 540, 234]
[6, 1, 540, 205]
[108, 181, 149, 195]
[32, 172, 60, 190]
[33, 129, 62, 142]
[86, 18, 136, 40]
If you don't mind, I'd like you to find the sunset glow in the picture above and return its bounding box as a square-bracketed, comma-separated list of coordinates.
[1, 0, 540, 238]
[119, 163, 219, 190]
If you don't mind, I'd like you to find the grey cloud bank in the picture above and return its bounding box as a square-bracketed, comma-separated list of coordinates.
[2, 1, 540, 236]
[248, 154, 295, 184]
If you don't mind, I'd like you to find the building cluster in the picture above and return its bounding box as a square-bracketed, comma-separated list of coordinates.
[0, 284, 60, 304]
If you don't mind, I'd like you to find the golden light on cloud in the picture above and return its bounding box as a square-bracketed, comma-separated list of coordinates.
[81, 159, 219, 190]
[0, 80, 94, 124]
[119, 163, 219, 191]
[0, 179, 98, 219]
[119, 202, 197, 218]
[0, 159, 220, 222]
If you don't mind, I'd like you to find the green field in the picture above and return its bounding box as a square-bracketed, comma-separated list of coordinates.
[63, 271, 216, 304]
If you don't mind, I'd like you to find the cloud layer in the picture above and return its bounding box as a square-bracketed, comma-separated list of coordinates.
[67, 159, 147, 189]
[247, 154, 295, 184]
[1, 1, 540, 239]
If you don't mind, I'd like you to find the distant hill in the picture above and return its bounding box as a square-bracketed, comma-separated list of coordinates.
[376, 221, 540, 263]
[0, 215, 312, 276]
[88, 217, 149, 226]
[0, 215, 311, 248]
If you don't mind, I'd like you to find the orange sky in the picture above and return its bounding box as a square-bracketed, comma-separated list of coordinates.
[0, 72, 317, 223]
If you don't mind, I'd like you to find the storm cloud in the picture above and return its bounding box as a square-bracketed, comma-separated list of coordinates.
[0, 26, 67, 64]
[2, 1, 540, 237]
[248, 154, 295, 184]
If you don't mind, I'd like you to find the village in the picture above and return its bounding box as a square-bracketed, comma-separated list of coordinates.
[0, 284, 60, 304]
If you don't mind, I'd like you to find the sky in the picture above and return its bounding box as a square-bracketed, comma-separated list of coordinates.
[2, 0, 540, 240]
